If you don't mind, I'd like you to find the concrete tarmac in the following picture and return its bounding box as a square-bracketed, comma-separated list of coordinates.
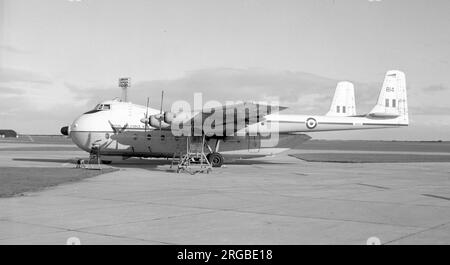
[0, 142, 449, 244]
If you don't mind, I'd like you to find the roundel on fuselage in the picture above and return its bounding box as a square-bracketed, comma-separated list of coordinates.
[306, 117, 317, 129]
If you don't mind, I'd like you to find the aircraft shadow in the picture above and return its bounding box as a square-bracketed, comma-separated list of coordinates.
[109, 157, 292, 173]
[12, 157, 292, 173]
[13, 158, 75, 164]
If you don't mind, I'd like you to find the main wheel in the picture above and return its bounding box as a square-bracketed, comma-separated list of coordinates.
[207, 152, 224, 168]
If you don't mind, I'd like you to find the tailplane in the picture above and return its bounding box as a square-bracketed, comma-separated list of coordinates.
[326, 81, 356, 117]
[368, 70, 408, 125]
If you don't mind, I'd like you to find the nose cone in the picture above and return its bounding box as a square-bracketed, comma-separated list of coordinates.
[70, 114, 110, 152]
[60, 126, 69, 136]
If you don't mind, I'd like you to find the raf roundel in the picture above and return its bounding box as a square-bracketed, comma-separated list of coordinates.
[306, 118, 317, 129]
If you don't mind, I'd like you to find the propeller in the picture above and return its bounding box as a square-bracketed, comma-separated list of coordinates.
[139, 90, 168, 130]
[108, 120, 128, 134]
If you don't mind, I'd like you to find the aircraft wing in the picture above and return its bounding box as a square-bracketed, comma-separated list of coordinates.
[182, 102, 287, 136]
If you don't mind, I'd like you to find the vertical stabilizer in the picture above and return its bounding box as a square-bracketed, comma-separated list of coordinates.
[368, 70, 408, 125]
[326, 81, 356, 117]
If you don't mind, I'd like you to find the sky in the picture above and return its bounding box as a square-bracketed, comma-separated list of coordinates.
[0, 0, 449, 140]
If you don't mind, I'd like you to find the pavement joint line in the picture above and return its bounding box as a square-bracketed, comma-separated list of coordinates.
[65, 229, 174, 245]
[0, 219, 69, 241]
[219, 208, 427, 229]
[52, 189, 450, 209]
[0, 217, 172, 244]
[315, 197, 450, 209]
[383, 220, 450, 245]
[2, 202, 147, 218]
[421, 194, 450, 201]
[52, 194, 428, 229]
[355, 183, 390, 190]
[75, 210, 217, 232]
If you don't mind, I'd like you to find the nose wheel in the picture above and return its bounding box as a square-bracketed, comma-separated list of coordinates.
[207, 152, 224, 168]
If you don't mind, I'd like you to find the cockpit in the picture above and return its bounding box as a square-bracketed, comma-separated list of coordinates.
[95, 104, 111, 110]
[84, 103, 112, 114]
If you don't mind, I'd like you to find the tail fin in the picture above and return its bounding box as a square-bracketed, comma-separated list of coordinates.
[326, 81, 356, 117]
[368, 70, 409, 125]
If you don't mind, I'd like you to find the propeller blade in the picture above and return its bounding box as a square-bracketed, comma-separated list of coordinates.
[159, 90, 164, 132]
[120, 123, 129, 133]
[108, 120, 128, 134]
[145, 97, 149, 132]
[108, 120, 118, 134]
[160, 91, 164, 114]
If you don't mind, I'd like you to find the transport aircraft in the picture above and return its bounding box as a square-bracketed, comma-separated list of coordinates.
[61, 70, 408, 167]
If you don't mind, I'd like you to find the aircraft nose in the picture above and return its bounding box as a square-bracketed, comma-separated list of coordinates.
[69, 114, 110, 152]
[60, 126, 69, 136]
[69, 115, 96, 152]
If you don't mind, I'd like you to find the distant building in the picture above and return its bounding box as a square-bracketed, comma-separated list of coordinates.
[0, 129, 18, 138]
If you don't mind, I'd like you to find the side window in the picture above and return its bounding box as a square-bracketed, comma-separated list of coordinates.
[385, 99, 390, 107]
[336, 106, 340, 113]
[392, 99, 396, 108]
[342, 106, 346, 113]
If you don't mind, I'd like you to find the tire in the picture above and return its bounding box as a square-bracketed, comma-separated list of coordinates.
[207, 153, 223, 168]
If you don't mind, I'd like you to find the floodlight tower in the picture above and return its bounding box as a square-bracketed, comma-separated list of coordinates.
[118, 77, 131, 102]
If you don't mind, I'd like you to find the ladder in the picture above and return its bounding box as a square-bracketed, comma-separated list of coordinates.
[84, 145, 102, 170]
[176, 135, 212, 174]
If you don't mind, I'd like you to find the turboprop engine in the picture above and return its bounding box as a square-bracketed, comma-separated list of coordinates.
[163, 111, 190, 124]
[148, 115, 170, 129]
[140, 110, 191, 130]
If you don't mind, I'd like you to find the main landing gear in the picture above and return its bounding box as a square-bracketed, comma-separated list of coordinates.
[206, 152, 224, 168]
[204, 138, 224, 168]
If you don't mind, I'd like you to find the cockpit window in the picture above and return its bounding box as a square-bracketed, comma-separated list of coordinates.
[84, 104, 112, 114]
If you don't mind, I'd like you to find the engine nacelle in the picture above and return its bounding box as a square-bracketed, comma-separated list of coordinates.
[163, 112, 177, 124]
[164, 112, 190, 124]
[149, 115, 170, 129]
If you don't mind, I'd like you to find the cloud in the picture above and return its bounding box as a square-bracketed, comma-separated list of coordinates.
[70, 67, 376, 114]
[0, 86, 25, 95]
[0, 67, 52, 84]
[0, 67, 88, 133]
[411, 106, 450, 116]
[421, 84, 449, 92]
[0, 44, 29, 54]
